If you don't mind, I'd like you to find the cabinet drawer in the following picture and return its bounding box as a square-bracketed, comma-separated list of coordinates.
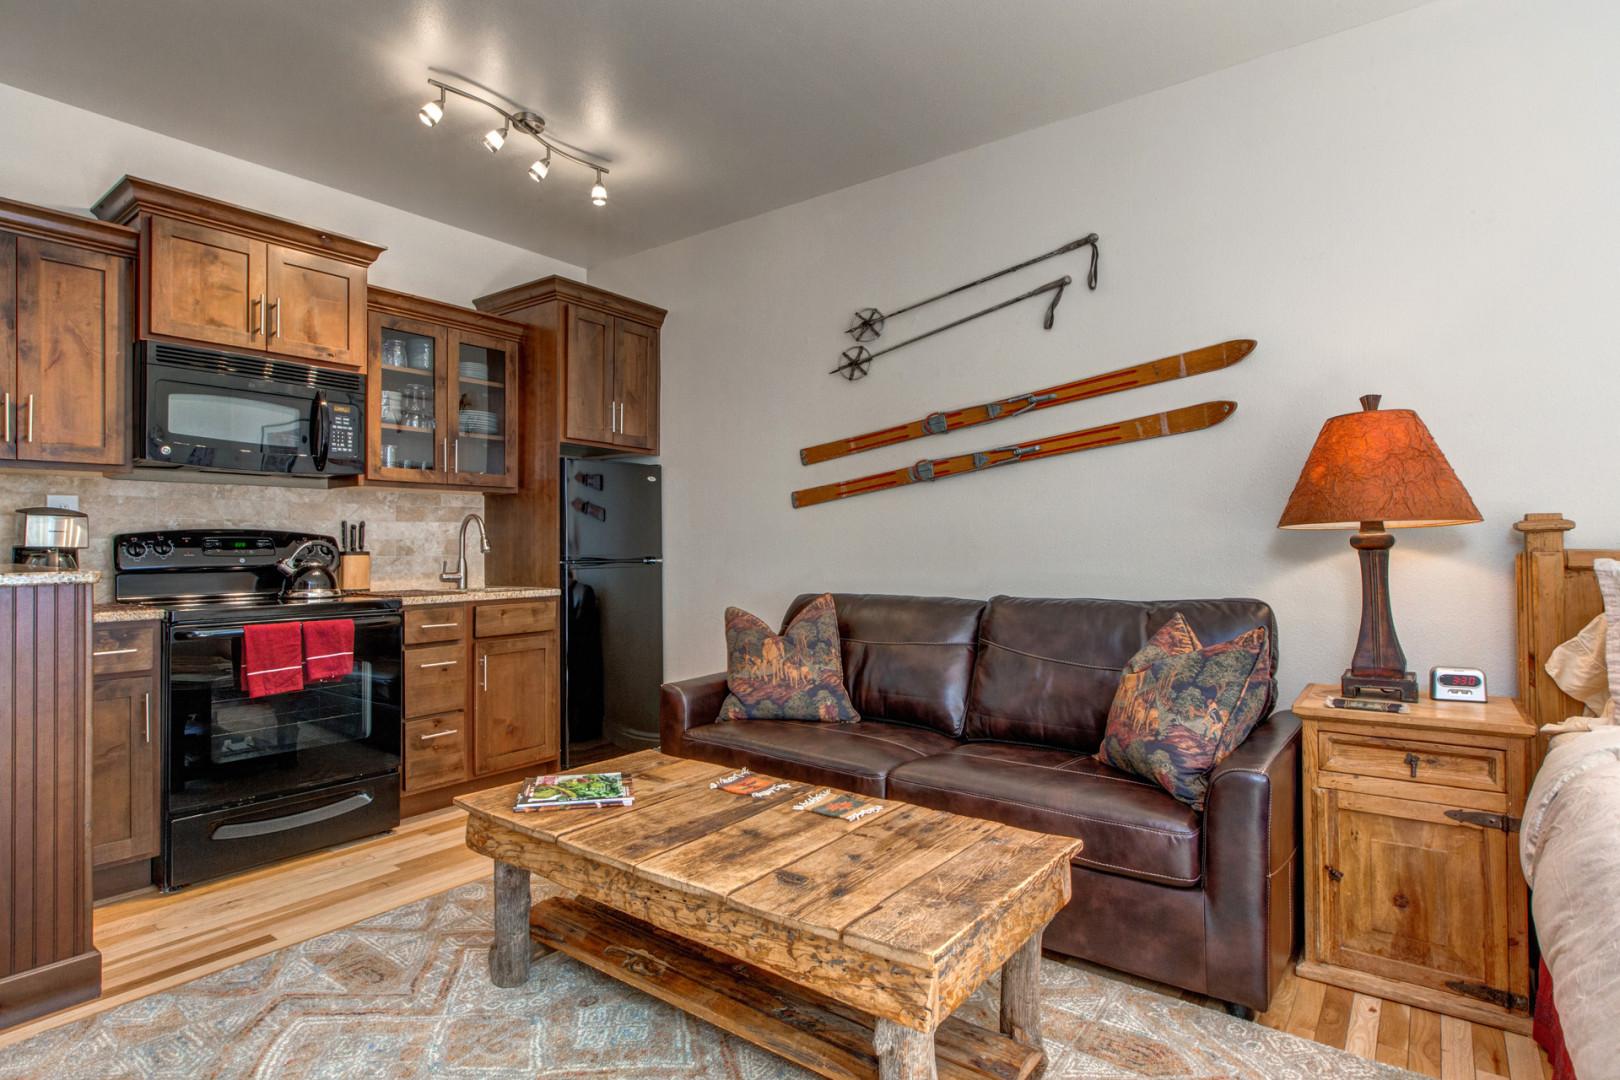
[404, 713, 469, 792]
[405, 605, 468, 645]
[1318, 731, 1506, 794]
[474, 600, 555, 638]
[93, 622, 159, 675]
[404, 643, 467, 719]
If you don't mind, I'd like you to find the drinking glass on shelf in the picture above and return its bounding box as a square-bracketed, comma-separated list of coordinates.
[382, 337, 405, 367]
[407, 337, 433, 370]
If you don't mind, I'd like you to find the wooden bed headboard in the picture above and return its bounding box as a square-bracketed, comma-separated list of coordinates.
[1515, 513, 1620, 766]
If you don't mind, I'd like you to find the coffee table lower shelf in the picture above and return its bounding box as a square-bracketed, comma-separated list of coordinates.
[531, 896, 1044, 1080]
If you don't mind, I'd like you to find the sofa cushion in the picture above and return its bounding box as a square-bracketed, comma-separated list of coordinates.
[784, 593, 985, 737]
[886, 742, 1203, 887]
[964, 596, 1279, 751]
[684, 718, 960, 796]
[718, 594, 859, 722]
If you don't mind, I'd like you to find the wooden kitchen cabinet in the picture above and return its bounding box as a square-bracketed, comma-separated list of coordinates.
[473, 631, 559, 775]
[90, 621, 162, 895]
[0, 198, 135, 470]
[1293, 685, 1537, 1034]
[359, 288, 522, 490]
[93, 176, 382, 370]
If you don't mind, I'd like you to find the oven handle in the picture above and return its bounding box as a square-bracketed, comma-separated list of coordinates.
[211, 791, 374, 841]
[172, 614, 402, 640]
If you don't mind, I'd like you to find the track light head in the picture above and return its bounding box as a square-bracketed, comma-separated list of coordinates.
[418, 93, 444, 127]
[590, 171, 608, 206]
[528, 151, 551, 183]
[482, 123, 508, 153]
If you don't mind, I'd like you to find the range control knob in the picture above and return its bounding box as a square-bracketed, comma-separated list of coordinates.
[151, 539, 174, 557]
[123, 540, 147, 559]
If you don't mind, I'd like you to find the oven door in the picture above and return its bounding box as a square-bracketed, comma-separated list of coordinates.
[166, 613, 402, 818]
[138, 344, 364, 476]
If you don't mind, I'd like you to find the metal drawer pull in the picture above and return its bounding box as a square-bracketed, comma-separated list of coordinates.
[212, 792, 373, 840]
[419, 659, 458, 669]
[419, 729, 459, 741]
[3, 392, 9, 442]
[418, 622, 460, 629]
[94, 647, 141, 657]
[143, 691, 151, 744]
[481, 653, 489, 691]
[26, 394, 33, 443]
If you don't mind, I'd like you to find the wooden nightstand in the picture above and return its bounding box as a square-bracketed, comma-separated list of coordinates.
[1292, 684, 1537, 1034]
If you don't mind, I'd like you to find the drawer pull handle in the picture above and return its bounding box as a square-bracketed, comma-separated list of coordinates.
[1326, 865, 1344, 883]
[1403, 751, 1420, 778]
[418, 659, 459, 669]
[419, 622, 460, 629]
[419, 729, 459, 741]
[144, 692, 152, 744]
[94, 647, 141, 657]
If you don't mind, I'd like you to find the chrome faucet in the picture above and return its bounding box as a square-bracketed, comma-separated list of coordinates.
[440, 513, 491, 590]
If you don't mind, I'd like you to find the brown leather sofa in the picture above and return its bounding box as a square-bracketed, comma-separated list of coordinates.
[660, 593, 1301, 1016]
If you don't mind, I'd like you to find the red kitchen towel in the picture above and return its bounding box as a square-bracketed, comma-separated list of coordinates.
[303, 619, 355, 682]
[240, 622, 305, 698]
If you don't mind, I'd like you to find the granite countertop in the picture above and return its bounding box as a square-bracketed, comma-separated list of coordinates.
[93, 603, 167, 623]
[365, 585, 561, 606]
[0, 565, 101, 586]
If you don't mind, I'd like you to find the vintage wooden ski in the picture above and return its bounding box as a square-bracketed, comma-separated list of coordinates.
[791, 400, 1236, 508]
[802, 339, 1254, 465]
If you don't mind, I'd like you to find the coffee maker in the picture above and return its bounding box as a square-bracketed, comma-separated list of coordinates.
[13, 506, 90, 569]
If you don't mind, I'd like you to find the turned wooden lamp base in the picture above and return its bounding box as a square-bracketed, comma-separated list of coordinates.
[1342, 524, 1419, 703]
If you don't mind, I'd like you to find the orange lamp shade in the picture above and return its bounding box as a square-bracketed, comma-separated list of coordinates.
[1277, 395, 1480, 531]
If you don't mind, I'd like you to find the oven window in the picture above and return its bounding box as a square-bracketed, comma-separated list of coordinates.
[166, 390, 305, 449]
[168, 619, 402, 814]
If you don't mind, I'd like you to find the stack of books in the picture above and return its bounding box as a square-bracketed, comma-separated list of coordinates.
[513, 772, 633, 812]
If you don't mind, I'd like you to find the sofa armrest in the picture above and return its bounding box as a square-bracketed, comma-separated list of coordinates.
[659, 672, 729, 757]
[1202, 709, 1303, 1010]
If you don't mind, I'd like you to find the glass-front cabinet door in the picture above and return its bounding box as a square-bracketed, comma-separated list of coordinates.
[369, 312, 447, 482]
[448, 329, 519, 488]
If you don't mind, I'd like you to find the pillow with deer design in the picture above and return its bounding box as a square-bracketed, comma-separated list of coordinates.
[718, 593, 860, 722]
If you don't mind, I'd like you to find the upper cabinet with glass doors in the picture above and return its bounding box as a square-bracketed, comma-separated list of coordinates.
[363, 288, 522, 490]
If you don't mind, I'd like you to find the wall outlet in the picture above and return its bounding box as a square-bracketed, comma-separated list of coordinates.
[45, 494, 80, 511]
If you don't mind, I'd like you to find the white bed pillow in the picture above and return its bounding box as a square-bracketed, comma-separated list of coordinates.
[1541, 559, 1620, 738]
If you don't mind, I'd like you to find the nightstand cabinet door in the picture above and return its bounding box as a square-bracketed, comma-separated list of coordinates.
[1314, 787, 1511, 1000]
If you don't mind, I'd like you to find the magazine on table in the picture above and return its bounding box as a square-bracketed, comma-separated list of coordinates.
[514, 772, 634, 811]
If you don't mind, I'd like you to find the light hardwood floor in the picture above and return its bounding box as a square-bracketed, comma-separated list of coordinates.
[0, 808, 1553, 1079]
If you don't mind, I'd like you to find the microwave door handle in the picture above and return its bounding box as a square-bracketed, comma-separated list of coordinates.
[310, 391, 330, 471]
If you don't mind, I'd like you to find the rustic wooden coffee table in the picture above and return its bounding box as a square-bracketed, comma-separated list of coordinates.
[457, 750, 1081, 1080]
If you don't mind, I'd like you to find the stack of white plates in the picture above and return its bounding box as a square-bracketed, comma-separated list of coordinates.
[381, 390, 405, 423]
[460, 409, 499, 435]
[460, 359, 490, 381]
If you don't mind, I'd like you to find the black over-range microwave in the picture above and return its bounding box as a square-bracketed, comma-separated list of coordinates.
[135, 343, 365, 477]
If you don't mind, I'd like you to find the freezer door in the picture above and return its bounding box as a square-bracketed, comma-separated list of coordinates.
[563, 561, 664, 760]
[562, 457, 663, 561]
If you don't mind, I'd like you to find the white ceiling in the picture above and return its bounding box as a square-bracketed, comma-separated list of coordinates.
[0, 0, 1434, 267]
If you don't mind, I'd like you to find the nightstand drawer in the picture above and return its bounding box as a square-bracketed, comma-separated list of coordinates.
[1319, 731, 1505, 794]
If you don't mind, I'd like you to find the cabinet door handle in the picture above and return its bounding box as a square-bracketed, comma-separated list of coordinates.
[2, 392, 9, 443]
[440, 437, 447, 470]
[480, 653, 489, 691]
[25, 394, 33, 443]
[454, 436, 460, 473]
[418, 659, 458, 669]
[250, 294, 263, 335]
[143, 692, 152, 744]
[419, 728, 459, 741]
[418, 622, 460, 630]
[272, 297, 282, 338]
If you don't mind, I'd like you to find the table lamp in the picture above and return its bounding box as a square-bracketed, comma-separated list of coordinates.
[1278, 395, 1480, 701]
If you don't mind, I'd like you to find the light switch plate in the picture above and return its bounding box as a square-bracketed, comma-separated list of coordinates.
[45, 494, 80, 511]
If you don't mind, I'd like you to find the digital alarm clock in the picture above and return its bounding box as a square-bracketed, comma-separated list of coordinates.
[1429, 667, 1488, 703]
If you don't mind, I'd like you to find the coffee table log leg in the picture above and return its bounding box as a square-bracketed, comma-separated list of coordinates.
[490, 859, 532, 987]
[1000, 926, 1044, 1052]
[874, 1019, 937, 1080]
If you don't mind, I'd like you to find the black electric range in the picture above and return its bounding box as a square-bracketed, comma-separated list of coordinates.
[112, 529, 403, 889]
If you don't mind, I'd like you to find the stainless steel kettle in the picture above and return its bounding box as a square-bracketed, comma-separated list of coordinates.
[275, 538, 341, 601]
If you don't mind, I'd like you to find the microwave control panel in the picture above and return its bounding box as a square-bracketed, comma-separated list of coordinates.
[329, 403, 360, 462]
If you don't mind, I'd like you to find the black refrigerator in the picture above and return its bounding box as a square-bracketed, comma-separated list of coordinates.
[560, 456, 664, 764]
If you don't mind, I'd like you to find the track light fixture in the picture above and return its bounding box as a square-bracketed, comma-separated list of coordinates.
[418, 76, 612, 206]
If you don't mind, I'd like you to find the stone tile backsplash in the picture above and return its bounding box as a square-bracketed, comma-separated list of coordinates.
[1, 472, 490, 600]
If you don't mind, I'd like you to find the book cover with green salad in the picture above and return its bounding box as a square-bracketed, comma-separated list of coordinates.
[514, 772, 634, 811]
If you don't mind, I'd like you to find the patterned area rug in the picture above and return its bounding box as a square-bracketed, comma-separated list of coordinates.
[0, 881, 1413, 1079]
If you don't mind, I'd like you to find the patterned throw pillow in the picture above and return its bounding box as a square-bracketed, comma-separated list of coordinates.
[1096, 613, 1272, 809]
[718, 593, 860, 722]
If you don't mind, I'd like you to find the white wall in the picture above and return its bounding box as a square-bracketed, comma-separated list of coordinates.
[0, 81, 583, 302]
[590, 0, 1620, 705]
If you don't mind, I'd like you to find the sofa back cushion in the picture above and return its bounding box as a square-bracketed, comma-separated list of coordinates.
[783, 593, 986, 737]
[964, 596, 1279, 751]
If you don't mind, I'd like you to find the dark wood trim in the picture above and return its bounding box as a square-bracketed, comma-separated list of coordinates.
[93, 859, 156, 903]
[474, 275, 667, 327]
[0, 198, 138, 258]
[369, 286, 524, 342]
[0, 949, 101, 1030]
[91, 176, 385, 266]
